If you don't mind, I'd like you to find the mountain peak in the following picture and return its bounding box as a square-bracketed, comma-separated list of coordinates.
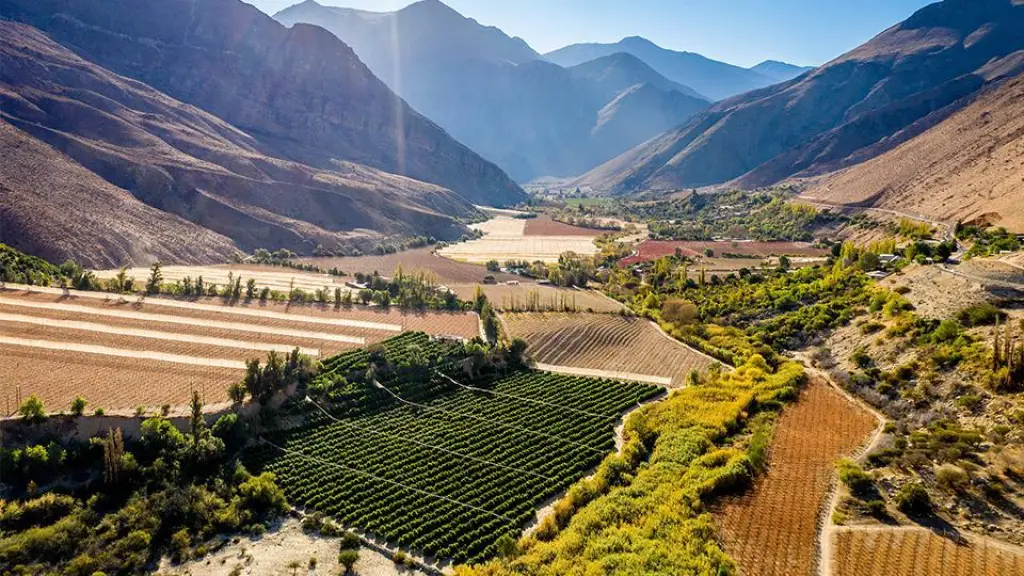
[619, 35, 657, 48]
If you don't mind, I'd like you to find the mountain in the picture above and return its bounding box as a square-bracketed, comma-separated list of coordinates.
[545, 36, 783, 101]
[574, 0, 1024, 196]
[0, 20, 478, 268]
[749, 60, 814, 83]
[1, 0, 525, 208]
[274, 0, 708, 182]
[801, 71, 1024, 232]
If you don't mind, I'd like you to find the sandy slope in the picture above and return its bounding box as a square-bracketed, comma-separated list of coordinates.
[802, 74, 1024, 232]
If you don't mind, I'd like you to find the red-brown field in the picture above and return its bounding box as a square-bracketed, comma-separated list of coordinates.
[501, 312, 713, 386]
[0, 285, 478, 414]
[831, 527, 1024, 576]
[620, 239, 827, 267]
[523, 215, 602, 237]
[713, 378, 878, 576]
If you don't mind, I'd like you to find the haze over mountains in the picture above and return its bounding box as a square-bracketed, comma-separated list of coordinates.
[575, 0, 1024, 222]
[274, 0, 712, 182]
[545, 37, 813, 101]
[0, 0, 527, 267]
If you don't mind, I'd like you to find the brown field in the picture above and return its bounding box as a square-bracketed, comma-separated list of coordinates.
[501, 312, 713, 386]
[452, 284, 624, 313]
[831, 527, 1024, 576]
[293, 248, 519, 284]
[713, 378, 878, 576]
[523, 215, 602, 236]
[1, 285, 478, 414]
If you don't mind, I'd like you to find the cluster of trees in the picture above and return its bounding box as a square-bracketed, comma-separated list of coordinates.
[0, 244, 98, 289]
[957, 224, 1021, 257]
[991, 317, 1024, 392]
[0, 392, 288, 573]
[237, 348, 317, 404]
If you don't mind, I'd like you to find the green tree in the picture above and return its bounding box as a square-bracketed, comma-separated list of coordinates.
[245, 278, 257, 300]
[18, 395, 46, 423]
[338, 550, 359, 574]
[228, 381, 247, 404]
[145, 262, 163, 294]
[70, 396, 88, 417]
[486, 260, 501, 272]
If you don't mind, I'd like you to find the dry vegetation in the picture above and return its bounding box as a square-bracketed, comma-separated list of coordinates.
[831, 527, 1024, 576]
[0, 285, 477, 414]
[713, 378, 878, 576]
[501, 312, 713, 386]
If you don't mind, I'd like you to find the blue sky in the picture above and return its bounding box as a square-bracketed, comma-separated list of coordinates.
[247, 0, 936, 67]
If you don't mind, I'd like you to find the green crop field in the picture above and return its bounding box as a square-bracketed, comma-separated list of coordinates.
[259, 333, 661, 563]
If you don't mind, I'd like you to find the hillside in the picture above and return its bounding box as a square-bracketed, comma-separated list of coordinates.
[2, 0, 525, 207]
[0, 21, 478, 268]
[274, 0, 708, 182]
[801, 72, 1024, 232]
[544, 36, 786, 101]
[574, 0, 1024, 195]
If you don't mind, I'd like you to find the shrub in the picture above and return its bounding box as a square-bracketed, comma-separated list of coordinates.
[339, 531, 360, 550]
[18, 395, 46, 423]
[956, 302, 1005, 327]
[338, 549, 359, 573]
[935, 464, 969, 492]
[864, 499, 887, 518]
[956, 394, 983, 412]
[895, 482, 931, 515]
[68, 396, 87, 417]
[838, 459, 873, 496]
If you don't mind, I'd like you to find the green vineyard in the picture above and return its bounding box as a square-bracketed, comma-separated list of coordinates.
[261, 333, 662, 563]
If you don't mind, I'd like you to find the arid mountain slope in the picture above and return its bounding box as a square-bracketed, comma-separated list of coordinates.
[2, 0, 524, 206]
[274, 0, 708, 182]
[576, 0, 1024, 194]
[0, 21, 477, 267]
[801, 72, 1024, 232]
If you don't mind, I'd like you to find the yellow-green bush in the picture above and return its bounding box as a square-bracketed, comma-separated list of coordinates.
[457, 357, 804, 576]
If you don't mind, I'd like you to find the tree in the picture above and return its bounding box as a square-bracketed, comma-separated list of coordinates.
[228, 382, 247, 404]
[661, 299, 698, 325]
[858, 252, 881, 272]
[778, 255, 791, 271]
[189, 390, 205, 449]
[70, 396, 88, 417]
[103, 427, 126, 485]
[245, 278, 257, 300]
[338, 550, 359, 574]
[358, 289, 372, 305]
[145, 262, 163, 294]
[486, 260, 501, 272]
[18, 395, 46, 423]
[481, 301, 499, 344]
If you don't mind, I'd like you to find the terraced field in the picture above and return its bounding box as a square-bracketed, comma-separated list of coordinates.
[439, 216, 599, 264]
[452, 284, 623, 313]
[831, 527, 1024, 576]
[712, 378, 878, 576]
[0, 285, 477, 414]
[501, 312, 713, 386]
[95, 264, 347, 295]
[294, 247, 520, 285]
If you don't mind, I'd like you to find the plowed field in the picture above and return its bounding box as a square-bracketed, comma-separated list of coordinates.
[293, 247, 519, 284]
[1, 285, 477, 414]
[501, 312, 713, 386]
[712, 378, 878, 576]
[831, 527, 1024, 576]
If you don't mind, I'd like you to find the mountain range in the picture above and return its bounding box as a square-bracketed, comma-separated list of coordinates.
[545, 37, 813, 101]
[0, 0, 526, 267]
[574, 0, 1024, 227]
[274, 0, 711, 182]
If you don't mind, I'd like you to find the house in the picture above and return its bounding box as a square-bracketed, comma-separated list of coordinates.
[878, 254, 901, 266]
[344, 281, 368, 290]
[867, 271, 891, 280]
